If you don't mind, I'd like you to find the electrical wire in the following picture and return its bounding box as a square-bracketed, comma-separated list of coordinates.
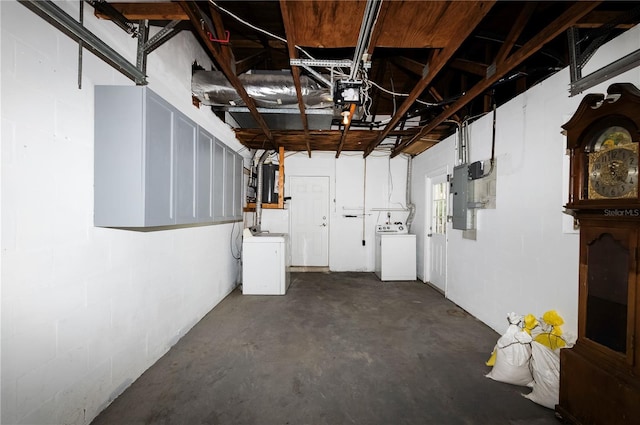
[209, 0, 315, 60]
[362, 157, 367, 246]
[367, 80, 439, 106]
[388, 154, 393, 205]
[230, 220, 242, 260]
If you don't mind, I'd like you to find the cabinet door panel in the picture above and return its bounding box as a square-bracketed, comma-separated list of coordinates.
[580, 224, 637, 366]
[234, 154, 244, 219]
[175, 114, 197, 224]
[213, 142, 226, 221]
[197, 128, 213, 221]
[224, 149, 235, 219]
[145, 92, 175, 226]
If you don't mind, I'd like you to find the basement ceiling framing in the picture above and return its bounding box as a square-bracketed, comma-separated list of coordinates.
[22, 1, 640, 157]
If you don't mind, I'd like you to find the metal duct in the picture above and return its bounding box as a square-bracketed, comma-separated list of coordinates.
[255, 150, 272, 231]
[405, 155, 416, 232]
[192, 70, 333, 108]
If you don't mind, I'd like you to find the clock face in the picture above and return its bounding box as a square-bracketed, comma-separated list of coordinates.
[588, 145, 638, 199]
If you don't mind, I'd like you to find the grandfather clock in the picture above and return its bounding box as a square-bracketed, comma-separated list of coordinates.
[557, 83, 640, 424]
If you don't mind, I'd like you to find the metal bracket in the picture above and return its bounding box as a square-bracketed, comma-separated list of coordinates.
[567, 5, 640, 96]
[144, 20, 182, 55]
[290, 59, 355, 68]
[20, 0, 147, 85]
[136, 19, 149, 74]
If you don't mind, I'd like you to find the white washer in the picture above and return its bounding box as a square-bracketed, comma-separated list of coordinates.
[242, 232, 291, 295]
[375, 224, 416, 281]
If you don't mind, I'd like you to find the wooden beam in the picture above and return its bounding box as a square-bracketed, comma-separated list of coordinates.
[208, 4, 236, 75]
[493, 2, 537, 66]
[391, 1, 603, 157]
[277, 147, 285, 208]
[94, 2, 187, 20]
[179, 1, 274, 146]
[428, 87, 461, 122]
[336, 103, 357, 158]
[449, 58, 488, 77]
[363, 1, 496, 157]
[391, 56, 429, 78]
[576, 10, 637, 29]
[389, 56, 460, 122]
[235, 51, 268, 76]
[279, 0, 311, 157]
[234, 128, 450, 152]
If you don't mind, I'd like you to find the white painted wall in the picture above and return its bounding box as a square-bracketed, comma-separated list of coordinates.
[259, 151, 410, 271]
[1, 1, 245, 424]
[412, 25, 640, 336]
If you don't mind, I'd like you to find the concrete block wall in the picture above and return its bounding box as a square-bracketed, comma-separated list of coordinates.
[1, 1, 244, 424]
[411, 24, 640, 337]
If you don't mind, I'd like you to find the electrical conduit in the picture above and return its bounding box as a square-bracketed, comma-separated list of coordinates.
[255, 149, 272, 232]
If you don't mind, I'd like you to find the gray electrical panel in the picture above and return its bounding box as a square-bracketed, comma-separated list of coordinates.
[452, 164, 473, 230]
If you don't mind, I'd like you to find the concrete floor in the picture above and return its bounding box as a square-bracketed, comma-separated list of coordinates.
[91, 272, 560, 425]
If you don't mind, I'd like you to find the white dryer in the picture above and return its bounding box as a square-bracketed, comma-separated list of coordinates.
[374, 224, 416, 281]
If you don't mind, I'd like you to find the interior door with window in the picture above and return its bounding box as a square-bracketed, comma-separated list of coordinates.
[426, 173, 448, 292]
[290, 176, 329, 266]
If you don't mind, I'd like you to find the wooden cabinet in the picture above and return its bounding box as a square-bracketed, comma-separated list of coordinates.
[94, 86, 242, 227]
[558, 83, 640, 424]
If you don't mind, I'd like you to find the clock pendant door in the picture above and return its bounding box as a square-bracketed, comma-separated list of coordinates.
[580, 224, 637, 369]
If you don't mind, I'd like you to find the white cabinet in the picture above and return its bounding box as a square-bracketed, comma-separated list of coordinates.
[94, 86, 242, 228]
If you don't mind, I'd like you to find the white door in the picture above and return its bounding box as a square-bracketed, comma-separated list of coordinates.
[426, 173, 448, 292]
[290, 176, 329, 266]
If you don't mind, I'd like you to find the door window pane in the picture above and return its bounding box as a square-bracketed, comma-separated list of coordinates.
[432, 182, 447, 235]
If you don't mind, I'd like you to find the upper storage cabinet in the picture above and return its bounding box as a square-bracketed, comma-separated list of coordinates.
[212, 140, 244, 222]
[94, 86, 242, 228]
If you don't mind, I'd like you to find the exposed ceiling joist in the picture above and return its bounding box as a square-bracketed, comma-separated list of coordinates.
[363, 1, 497, 157]
[279, 0, 311, 157]
[391, 0, 603, 157]
[391, 56, 429, 79]
[336, 103, 357, 158]
[179, 1, 275, 148]
[235, 51, 268, 75]
[449, 58, 488, 77]
[493, 2, 537, 66]
[94, 2, 187, 20]
[88, 1, 638, 157]
[208, 4, 236, 74]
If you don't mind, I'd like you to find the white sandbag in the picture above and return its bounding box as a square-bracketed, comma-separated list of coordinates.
[486, 313, 534, 387]
[523, 341, 560, 409]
